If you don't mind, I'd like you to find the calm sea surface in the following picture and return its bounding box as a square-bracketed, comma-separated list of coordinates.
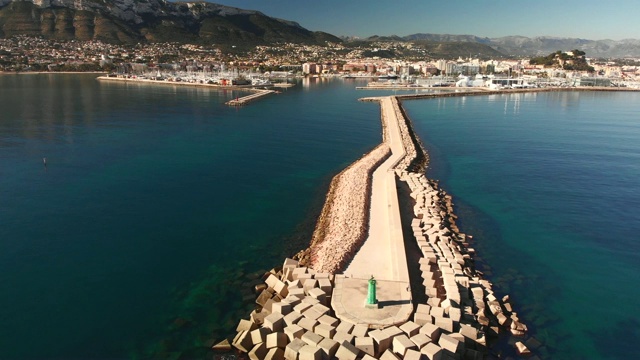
[404, 92, 640, 359]
[1, 75, 638, 359]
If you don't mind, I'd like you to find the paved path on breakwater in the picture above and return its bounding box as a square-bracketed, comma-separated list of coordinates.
[332, 97, 412, 328]
[343, 97, 409, 282]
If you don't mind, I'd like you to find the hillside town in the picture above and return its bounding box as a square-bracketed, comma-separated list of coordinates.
[2, 35, 640, 88]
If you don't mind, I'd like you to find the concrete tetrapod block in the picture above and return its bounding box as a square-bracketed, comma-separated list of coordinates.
[298, 345, 322, 360]
[265, 312, 286, 332]
[284, 338, 307, 360]
[266, 332, 289, 349]
[421, 342, 443, 360]
[317, 338, 339, 360]
[335, 340, 361, 360]
[301, 331, 324, 347]
[284, 324, 305, 342]
[265, 347, 285, 360]
[354, 336, 375, 357]
[315, 323, 336, 339]
[401, 321, 421, 337]
[392, 334, 418, 357]
[249, 342, 268, 360]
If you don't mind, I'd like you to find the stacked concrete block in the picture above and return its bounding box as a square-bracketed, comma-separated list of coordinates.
[392, 334, 417, 357]
[318, 338, 339, 360]
[404, 348, 425, 360]
[308, 288, 327, 305]
[265, 347, 285, 360]
[284, 323, 305, 342]
[421, 342, 443, 360]
[335, 340, 361, 360]
[267, 332, 288, 349]
[264, 312, 285, 332]
[298, 317, 318, 332]
[352, 324, 369, 338]
[299, 345, 322, 360]
[249, 342, 268, 360]
[302, 331, 324, 347]
[285, 338, 307, 360]
[438, 333, 464, 358]
[355, 336, 375, 357]
[333, 331, 355, 345]
[410, 333, 431, 350]
[232, 330, 254, 352]
[400, 321, 421, 337]
[250, 327, 271, 345]
[283, 311, 303, 327]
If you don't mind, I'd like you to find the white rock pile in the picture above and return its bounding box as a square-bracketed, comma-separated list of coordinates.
[308, 144, 391, 274]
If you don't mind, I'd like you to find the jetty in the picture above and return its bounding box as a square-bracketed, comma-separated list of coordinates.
[96, 76, 285, 106]
[225, 89, 276, 106]
[225, 95, 543, 360]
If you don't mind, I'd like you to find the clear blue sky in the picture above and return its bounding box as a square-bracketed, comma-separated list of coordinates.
[209, 0, 638, 40]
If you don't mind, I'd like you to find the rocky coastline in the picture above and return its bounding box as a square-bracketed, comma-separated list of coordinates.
[222, 95, 543, 359]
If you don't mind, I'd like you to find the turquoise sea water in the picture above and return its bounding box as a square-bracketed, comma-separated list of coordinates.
[403, 92, 640, 359]
[1, 75, 639, 359]
[0, 75, 385, 358]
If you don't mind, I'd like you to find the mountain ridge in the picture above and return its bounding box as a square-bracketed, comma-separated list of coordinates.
[0, 0, 340, 45]
[380, 33, 640, 58]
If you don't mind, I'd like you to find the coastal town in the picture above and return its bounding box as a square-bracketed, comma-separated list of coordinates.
[2, 35, 640, 90]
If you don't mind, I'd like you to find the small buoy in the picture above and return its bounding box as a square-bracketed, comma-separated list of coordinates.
[43, 157, 47, 166]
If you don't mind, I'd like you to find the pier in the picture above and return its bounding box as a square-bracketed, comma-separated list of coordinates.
[225, 89, 276, 106]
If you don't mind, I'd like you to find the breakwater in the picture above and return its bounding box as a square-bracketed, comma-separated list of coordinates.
[302, 143, 391, 273]
[225, 89, 276, 106]
[96, 76, 278, 105]
[223, 94, 545, 359]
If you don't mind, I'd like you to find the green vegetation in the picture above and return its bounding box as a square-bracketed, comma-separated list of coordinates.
[530, 49, 594, 72]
